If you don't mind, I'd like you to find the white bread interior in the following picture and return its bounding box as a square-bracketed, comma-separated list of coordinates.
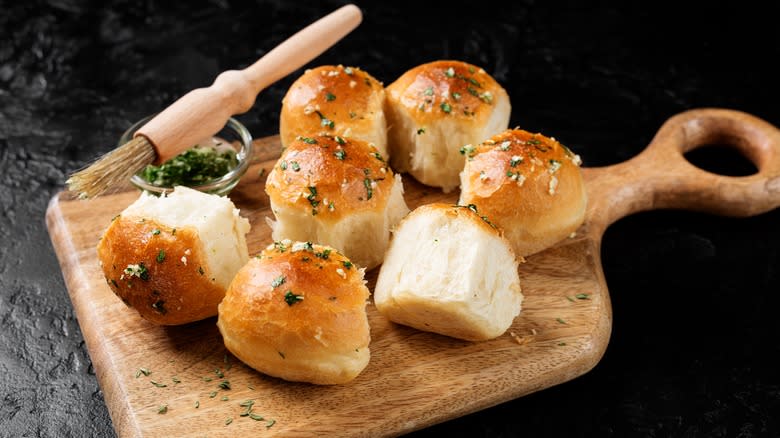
[121, 186, 250, 290]
[374, 204, 522, 341]
[387, 93, 510, 192]
[267, 173, 408, 270]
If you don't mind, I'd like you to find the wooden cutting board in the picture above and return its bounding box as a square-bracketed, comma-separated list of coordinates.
[46, 108, 780, 437]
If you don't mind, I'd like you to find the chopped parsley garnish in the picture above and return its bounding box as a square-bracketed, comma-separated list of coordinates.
[156, 250, 165, 263]
[298, 136, 317, 144]
[280, 160, 288, 171]
[423, 86, 434, 96]
[325, 92, 336, 101]
[152, 229, 161, 235]
[135, 368, 151, 378]
[151, 380, 167, 388]
[315, 111, 334, 129]
[363, 178, 373, 200]
[479, 91, 493, 104]
[334, 149, 346, 160]
[240, 400, 255, 410]
[456, 204, 496, 228]
[510, 156, 523, 167]
[371, 152, 385, 162]
[445, 67, 455, 77]
[124, 263, 149, 281]
[452, 92, 461, 101]
[467, 86, 480, 97]
[273, 241, 287, 252]
[284, 291, 304, 306]
[271, 275, 286, 288]
[250, 413, 265, 421]
[440, 102, 452, 113]
[575, 293, 591, 300]
[342, 260, 353, 270]
[417, 127, 426, 135]
[344, 66, 354, 75]
[465, 76, 481, 87]
[225, 418, 233, 425]
[468, 66, 476, 73]
[157, 404, 168, 414]
[290, 161, 301, 172]
[292, 241, 315, 253]
[315, 249, 331, 260]
[459, 144, 476, 157]
[307, 186, 320, 212]
[556, 318, 567, 324]
[334, 136, 346, 145]
[218, 380, 231, 390]
[138, 144, 238, 187]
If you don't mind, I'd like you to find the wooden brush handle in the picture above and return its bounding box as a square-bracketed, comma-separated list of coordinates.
[583, 108, 780, 233]
[135, 4, 363, 163]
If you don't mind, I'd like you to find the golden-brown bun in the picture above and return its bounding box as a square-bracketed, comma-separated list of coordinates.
[374, 203, 522, 341]
[458, 129, 586, 257]
[97, 186, 250, 325]
[217, 241, 371, 385]
[384, 60, 511, 192]
[265, 135, 409, 270]
[280, 65, 388, 158]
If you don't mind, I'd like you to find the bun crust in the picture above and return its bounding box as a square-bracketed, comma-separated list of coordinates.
[98, 219, 224, 325]
[97, 187, 250, 325]
[217, 241, 371, 385]
[265, 135, 409, 269]
[458, 129, 586, 257]
[280, 65, 388, 158]
[374, 203, 522, 341]
[385, 60, 510, 192]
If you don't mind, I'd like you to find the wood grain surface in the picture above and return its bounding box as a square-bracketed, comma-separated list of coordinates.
[46, 108, 780, 437]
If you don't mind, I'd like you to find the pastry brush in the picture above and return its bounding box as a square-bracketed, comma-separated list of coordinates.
[67, 4, 362, 198]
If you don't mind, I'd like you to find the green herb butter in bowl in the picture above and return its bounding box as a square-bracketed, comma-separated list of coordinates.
[121, 115, 253, 196]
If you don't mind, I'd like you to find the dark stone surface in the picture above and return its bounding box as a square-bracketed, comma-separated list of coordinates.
[2, 0, 779, 436]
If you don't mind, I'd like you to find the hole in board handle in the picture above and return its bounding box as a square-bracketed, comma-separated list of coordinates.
[683, 144, 758, 177]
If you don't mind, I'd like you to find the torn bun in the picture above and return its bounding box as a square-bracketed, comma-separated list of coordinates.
[97, 186, 250, 325]
[374, 203, 522, 341]
[384, 60, 511, 192]
[265, 135, 409, 270]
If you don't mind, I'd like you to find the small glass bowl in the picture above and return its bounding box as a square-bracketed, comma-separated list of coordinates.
[120, 115, 253, 196]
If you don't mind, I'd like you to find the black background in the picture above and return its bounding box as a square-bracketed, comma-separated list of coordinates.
[1, 1, 779, 437]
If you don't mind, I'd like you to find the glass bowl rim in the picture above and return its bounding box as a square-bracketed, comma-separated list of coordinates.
[124, 115, 253, 195]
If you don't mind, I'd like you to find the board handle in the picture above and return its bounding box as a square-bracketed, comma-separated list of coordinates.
[582, 108, 780, 231]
